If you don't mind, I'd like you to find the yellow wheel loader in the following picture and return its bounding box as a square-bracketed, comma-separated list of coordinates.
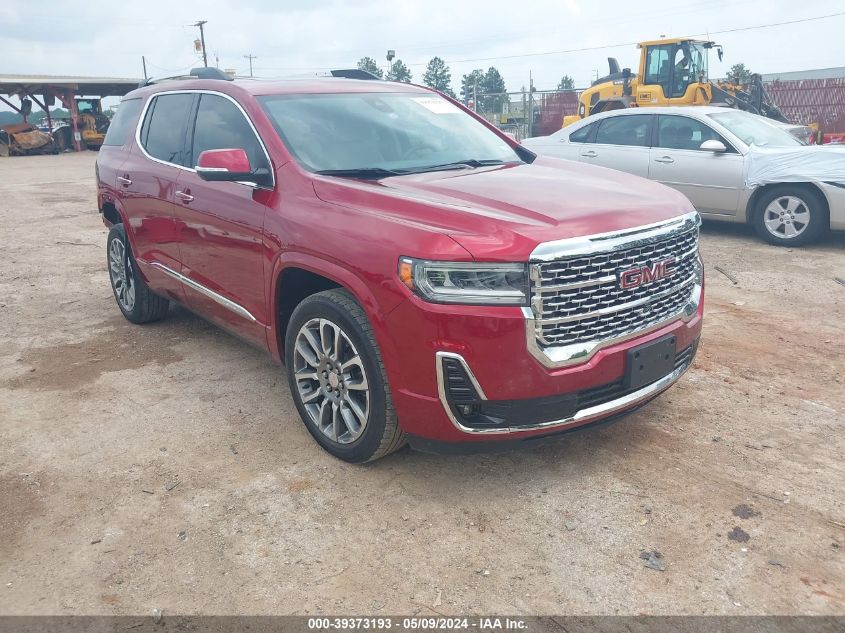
[53, 98, 110, 150]
[562, 38, 788, 127]
[74, 98, 110, 149]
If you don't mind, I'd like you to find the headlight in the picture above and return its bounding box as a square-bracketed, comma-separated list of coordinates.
[398, 257, 528, 306]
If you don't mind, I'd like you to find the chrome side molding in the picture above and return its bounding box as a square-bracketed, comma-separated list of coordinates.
[147, 261, 257, 323]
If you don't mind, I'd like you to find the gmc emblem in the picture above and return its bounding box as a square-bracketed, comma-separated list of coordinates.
[618, 258, 676, 289]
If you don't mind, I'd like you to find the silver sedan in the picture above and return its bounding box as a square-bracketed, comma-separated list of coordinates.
[523, 106, 845, 246]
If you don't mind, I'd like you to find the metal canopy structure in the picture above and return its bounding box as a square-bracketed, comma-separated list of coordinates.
[0, 73, 140, 152]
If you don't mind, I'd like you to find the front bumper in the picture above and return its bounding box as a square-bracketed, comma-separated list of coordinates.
[436, 337, 697, 434]
[382, 282, 703, 444]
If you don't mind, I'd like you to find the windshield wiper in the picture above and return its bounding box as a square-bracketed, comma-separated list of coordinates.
[314, 167, 402, 179]
[315, 160, 514, 179]
[406, 159, 510, 173]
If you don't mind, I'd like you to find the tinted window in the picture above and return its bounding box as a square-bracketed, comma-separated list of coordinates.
[569, 122, 596, 143]
[191, 94, 268, 170]
[657, 116, 729, 151]
[595, 115, 651, 147]
[103, 98, 142, 146]
[141, 94, 193, 165]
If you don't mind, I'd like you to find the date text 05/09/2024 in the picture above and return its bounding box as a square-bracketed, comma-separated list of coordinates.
[307, 617, 529, 631]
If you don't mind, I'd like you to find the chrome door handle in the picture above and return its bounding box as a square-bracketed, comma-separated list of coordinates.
[581, 150, 598, 158]
[117, 176, 132, 186]
[654, 156, 675, 164]
[175, 190, 194, 203]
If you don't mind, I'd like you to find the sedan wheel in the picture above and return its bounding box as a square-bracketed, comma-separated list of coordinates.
[753, 186, 827, 246]
[762, 195, 810, 240]
[293, 317, 370, 444]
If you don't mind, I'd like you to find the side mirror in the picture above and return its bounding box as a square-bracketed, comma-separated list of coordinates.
[196, 148, 272, 187]
[700, 139, 727, 153]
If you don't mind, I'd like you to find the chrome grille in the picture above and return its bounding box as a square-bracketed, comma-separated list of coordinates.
[530, 224, 699, 348]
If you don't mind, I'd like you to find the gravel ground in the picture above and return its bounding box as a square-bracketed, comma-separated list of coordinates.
[1, 152, 843, 616]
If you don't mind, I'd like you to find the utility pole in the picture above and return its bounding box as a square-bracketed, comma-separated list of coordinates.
[244, 54, 257, 78]
[528, 71, 535, 138]
[141, 56, 147, 80]
[194, 20, 208, 67]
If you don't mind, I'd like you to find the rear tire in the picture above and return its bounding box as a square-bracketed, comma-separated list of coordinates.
[285, 289, 405, 463]
[753, 185, 828, 246]
[107, 224, 170, 324]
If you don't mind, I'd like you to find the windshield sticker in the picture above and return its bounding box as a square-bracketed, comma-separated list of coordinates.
[412, 97, 461, 114]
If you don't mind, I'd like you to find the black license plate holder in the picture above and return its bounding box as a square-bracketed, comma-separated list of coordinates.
[625, 334, 677, 390]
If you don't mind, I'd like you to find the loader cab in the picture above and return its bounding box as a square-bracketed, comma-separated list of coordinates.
[76, 98, 103, 116]
[638, 39, 712, 102]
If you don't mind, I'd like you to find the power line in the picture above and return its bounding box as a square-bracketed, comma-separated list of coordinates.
[144, 59, 197, 74]
[262, 0, 754, 59]
[410, 10, 845, 66]
[252, 9, 845, 73]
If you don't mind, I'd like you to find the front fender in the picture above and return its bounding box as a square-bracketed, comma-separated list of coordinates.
[266, 251, 406, 372]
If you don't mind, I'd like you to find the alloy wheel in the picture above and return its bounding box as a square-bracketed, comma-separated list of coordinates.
[108, 237, 135, 312]
[292, 318, 370, 444]
[763, 195, 810, 239]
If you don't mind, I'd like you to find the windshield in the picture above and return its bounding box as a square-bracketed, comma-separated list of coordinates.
[708, 111, 803, 148]
[258, 92, 521, 174]
[76, 100, 100, 114]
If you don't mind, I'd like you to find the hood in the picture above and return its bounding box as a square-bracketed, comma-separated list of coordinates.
[312, 156, 694, 260]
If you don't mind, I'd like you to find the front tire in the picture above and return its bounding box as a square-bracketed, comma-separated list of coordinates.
[107, 224, 170, 324]
[285, 289, 405, 463]
[753, 186, 828, 246]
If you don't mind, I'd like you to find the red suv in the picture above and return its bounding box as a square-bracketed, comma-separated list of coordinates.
[96, 68, 703, 463]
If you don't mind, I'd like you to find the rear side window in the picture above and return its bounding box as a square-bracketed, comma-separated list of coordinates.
[569, 122, 596, 143]
[595, 115, 652, 147]
[102, 98, 142, 146]
[140, 94, 194, 166]
[190, 94, 268, 170]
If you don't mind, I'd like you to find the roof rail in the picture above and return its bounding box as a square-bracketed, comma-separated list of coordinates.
[329, 69, 381, 80]
[138, 67, 234, 88]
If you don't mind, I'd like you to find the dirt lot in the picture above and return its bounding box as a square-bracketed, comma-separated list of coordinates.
[1, 152, 843, 616]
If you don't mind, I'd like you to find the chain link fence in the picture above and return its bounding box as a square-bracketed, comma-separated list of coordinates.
[467, 76, 845, 141]
[467, 89, 580, 141]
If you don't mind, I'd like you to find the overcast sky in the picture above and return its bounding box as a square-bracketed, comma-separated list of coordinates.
[2, 0, 844, 105]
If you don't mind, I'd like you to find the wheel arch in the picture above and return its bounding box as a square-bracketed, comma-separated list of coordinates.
[99, 198, 145, 267]
[269, 253, 395, 366]
[744, 181, 830, 226]
[101, 200, 122, 227]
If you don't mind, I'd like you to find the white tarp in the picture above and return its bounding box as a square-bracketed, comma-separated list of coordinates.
[745, 144, 845, 187]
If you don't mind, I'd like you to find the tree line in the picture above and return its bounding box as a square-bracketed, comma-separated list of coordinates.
[357, 56, 518, 113]
[355, 55, 758, 107]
